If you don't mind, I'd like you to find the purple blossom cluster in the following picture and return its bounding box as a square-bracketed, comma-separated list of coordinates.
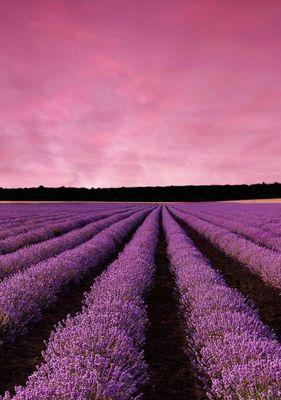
[0, 204, 100, 225]
[0, 204, 139, 246]
[176, 203, 281, 236]
[0, 209, 135, 255]
[0, 208, 140, 281]
[1, 207, 160, 400]
[169, 207, 281, 290]
[0, 211, 82, 240]
[0, 205, 120, 240]
[163, 207, 281, 399]
[0, 208, 150, 342]
[174, 206, 281, 252]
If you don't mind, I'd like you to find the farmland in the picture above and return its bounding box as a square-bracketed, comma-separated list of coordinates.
[0, 202, 279, 399]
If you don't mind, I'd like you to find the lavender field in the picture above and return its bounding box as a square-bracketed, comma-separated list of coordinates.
[0, 202, 279, 400]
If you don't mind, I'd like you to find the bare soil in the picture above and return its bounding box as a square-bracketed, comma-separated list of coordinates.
[143, 225, 206, 400]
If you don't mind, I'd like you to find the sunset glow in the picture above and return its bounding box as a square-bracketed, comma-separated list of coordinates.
[0, 0, 280, 188]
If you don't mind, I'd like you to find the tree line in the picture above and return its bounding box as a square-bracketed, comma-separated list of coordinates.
[0, 182, 280, 202]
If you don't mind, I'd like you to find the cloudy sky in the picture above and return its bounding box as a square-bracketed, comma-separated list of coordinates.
[0, 0, 280, 188]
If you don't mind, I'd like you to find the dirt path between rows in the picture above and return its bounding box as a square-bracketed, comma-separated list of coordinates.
[143, 225, 205, 400]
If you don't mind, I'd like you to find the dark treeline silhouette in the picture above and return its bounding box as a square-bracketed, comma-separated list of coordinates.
[0, 182, 280, 202]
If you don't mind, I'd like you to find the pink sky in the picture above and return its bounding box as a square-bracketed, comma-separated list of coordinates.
[0, 0, 280, 188]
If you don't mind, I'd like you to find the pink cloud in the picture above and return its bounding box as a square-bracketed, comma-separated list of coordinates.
[0, 0, 280, 188]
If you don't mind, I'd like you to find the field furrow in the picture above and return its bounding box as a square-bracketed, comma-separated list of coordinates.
[143, 220, 203, 400]
[0, 211, 120, 254]
[0, 209, 150, 343]
[0, 208, 152, 396]
[173, 211, 281, 341]
[0, 208, 144, 280]
[169, 206, 281, 290]
[174, 206, 281, 252]
[163, 207, 281, 399]
[1, 208, 160, 400]
[0, 202, 279, 399]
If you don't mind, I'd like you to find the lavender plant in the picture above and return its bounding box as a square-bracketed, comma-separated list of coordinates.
[0, 209, 150, 342]
[0, 208, 141, 280]
[169, 207, 281, 290]
[163, 207, 281, 399]
[1, 207, 160, 400]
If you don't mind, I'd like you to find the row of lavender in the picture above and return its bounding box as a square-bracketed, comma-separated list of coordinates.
[0, 203, 279, 399]
[0, 210, 87, 237]
[174, 205, 281, 252]
[0, 207, 120, 240]
[163, 207, 281, 399]
[0, 208, 140, 280]
[0, 209, 125, 254]
[0, 204, 141, 251]
[170, 206, 281, 290]
[1, 208, 160, 399]
[0, 204, 144, 240]
[0, 202, 136, 219]
[0, 208, 152, 342]
[0, 203, 114, 225]
[178, 202, 281, 235]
